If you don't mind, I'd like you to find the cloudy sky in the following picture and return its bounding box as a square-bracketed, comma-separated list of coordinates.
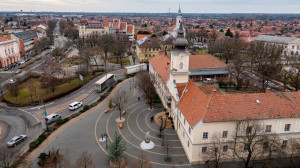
[0, 0, 299, 13]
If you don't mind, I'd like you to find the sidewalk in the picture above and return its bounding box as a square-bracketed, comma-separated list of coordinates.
[23, 78, 132, 166]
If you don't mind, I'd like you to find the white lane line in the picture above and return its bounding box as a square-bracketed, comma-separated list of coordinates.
[18, 108, 41, 123]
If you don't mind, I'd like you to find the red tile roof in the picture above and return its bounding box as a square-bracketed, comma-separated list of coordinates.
[204, 92, 300, 123]
[189, 55, 228, 70]
[112, 19, 120, 29]
[199, 85, 221, 95]
[137, 34, 151, 40]
[149, 52, 170, 85]
[177, 80, 300, 127]
[176, 84, 186, 98]
[120, 22, 127, 31]
[178, 81, 212, 127]
[0, 37, 7, 42]
[127, 25, 134, 34]
[103, 22, 111, 27]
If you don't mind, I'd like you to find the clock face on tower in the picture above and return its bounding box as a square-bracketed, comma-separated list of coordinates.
[179, 54, 184, 60]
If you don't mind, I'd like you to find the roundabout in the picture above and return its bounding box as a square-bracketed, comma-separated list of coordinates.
[95, 84, 191, 167]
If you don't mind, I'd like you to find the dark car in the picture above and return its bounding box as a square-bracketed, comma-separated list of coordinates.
[4, 67, 9, 71]
[24, 58, 30, 62]
[7, 135, 27, 147]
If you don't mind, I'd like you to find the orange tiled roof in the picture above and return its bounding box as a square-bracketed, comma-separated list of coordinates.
[149, 52, 170, 85]
[178, 81, 212, 127]
[204, 92, 300, 123]
[103, 22, 111, 27]
[120, 22, 127, 31]
[199, 85, 222, 95]
[137, 34, 151, 40]
[127, 25, 134, 34]
[176, 84, 186, 98]
[112, 19, 120, 29]
[189, 55, 228, 70]
[178, 80, 300, 127]
[0, 37, 7, 42]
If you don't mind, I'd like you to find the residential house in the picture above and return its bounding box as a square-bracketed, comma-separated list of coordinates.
[0, 37, 20, 67]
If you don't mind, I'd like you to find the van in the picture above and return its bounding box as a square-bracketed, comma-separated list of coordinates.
[69, 101, 82, 111]
[45, 113, 61, 124]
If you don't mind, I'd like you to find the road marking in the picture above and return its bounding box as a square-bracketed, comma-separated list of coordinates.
[18, 108, 40, 122]
[94, 94, 190, 166]
[145, 111, 177, 136]
[127, 106, 182, 148]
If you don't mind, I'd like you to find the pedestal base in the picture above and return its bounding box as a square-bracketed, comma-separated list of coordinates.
[140, 141, 155, 150]
[99, 138, 106, 142]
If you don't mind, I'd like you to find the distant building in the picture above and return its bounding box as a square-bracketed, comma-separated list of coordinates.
[136, 37, 160, 62]
[10, 31, 38, 57]
[0, 37, 20, 68]
[78, 19, 134, 41]
[255, 35, 300, 56]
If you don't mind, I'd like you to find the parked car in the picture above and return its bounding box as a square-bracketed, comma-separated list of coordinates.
[7, 135, 27, 147]
[45, 113, 61, 124]
[4, 67, 9, 71]
[15, 69, 22, 74]
[9, 79, 16, 84]
[19, 60, 25, 64]
[204, 78, 212, 82]
[24, 58, 30, 62]
[69, 101, 83, 111]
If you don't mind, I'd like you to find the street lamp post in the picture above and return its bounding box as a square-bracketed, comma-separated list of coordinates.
[161, 130, 165, 146]
[42, 100, 48, 132]
[129, 80, 131, 90]
[104, 133, 108, 149]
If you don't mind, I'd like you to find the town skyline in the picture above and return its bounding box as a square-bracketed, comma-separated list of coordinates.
[0, 0, 300, 14]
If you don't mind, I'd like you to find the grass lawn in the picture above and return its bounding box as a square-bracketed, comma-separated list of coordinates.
[62, 57, 85, 67]
[108, 57, 131, 65]
[4, 73, 100, 105]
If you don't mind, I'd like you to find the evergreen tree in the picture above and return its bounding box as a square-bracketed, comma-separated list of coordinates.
[108, 132, 126, 161]
[225, 29, 234, 38]
[237, 22, 242, 29]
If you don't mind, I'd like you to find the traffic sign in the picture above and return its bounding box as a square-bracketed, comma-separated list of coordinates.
[42, 112, 47, 115]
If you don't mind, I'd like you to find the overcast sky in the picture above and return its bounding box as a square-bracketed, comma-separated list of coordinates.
[0, 0, 300, 13]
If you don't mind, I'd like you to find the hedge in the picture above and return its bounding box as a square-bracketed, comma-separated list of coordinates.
[29, 133, 48, 149]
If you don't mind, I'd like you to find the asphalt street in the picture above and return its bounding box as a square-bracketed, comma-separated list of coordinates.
[29, 78, 202, 168]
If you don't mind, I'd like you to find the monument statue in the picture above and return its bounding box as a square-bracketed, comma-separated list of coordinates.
[145, 131, 150, 143]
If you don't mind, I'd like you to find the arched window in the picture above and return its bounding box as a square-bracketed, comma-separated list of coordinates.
[179, 62, 183, 69]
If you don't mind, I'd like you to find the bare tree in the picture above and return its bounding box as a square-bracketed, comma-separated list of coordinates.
[113, 90, 127, 120]
[286, 138, 300, 167]
[204, 135, 230, 168]
[5, 78, 20, 101]
[40, 149, 71, 168]
[133, 152, 151, 168]
[232, 119, 266, 168]
[99, 34, 115, 60]
[158, 114, 167, 138]
[78, 48, 94, 74]
[230, 53, 248, 90]
[75, 151, 95, 168]
[288, 55, 300, 91]
[91, 48, 104, 70]
[137, 71, 156, 109]
[0, 145, 21, 168]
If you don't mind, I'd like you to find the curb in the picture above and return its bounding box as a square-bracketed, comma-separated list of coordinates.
[23, 78, 132, 166]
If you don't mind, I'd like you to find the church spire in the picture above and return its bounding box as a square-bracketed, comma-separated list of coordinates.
[178, 4, 182, 16]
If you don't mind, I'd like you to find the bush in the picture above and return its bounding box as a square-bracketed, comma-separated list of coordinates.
[29, 140, 40, 149]
[90, 102, 98, 107]
[117, 79, 123, 83]
[83, 105, 90, 111]
[38, 153, 48, 160]
[56, 118, 69, 125]
[99, 94, 108, 101]
[79, 109, 86, 113]
[37, 134, 47, 142]
[71, 113, 80, 118]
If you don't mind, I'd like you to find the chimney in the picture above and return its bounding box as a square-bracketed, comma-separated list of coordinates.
[266, 88, 271, 93]
[213, 89, 217, 94]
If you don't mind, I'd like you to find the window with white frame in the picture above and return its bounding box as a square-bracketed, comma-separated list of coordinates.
[246, 126, 252, 134]
[284, 124, 291, 131]
[203, 132, 208, 139]
[222, 131, 228, 138]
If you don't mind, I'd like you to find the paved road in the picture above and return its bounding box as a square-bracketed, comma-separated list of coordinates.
[29, 78, 202, 168]
[0, 104, 42, 154]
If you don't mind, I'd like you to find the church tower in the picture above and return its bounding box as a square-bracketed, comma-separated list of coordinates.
[169, 22, 190, 84]
[176, 5, 183, 28]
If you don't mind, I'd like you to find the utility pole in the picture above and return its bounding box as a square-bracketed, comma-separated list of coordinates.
[42, 99, 48, 132]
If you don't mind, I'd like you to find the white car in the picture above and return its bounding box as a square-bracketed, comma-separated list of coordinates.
[45, 113, 61, 124]
[69, 101, 82, 111]
[7, 135, 27, 147]
[9, 79, 16, 84]
[19, 60, 25, 64]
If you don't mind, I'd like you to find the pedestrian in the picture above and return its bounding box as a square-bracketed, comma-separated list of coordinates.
[150, 116, 154, 122]
[138, 97, 140, 101]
